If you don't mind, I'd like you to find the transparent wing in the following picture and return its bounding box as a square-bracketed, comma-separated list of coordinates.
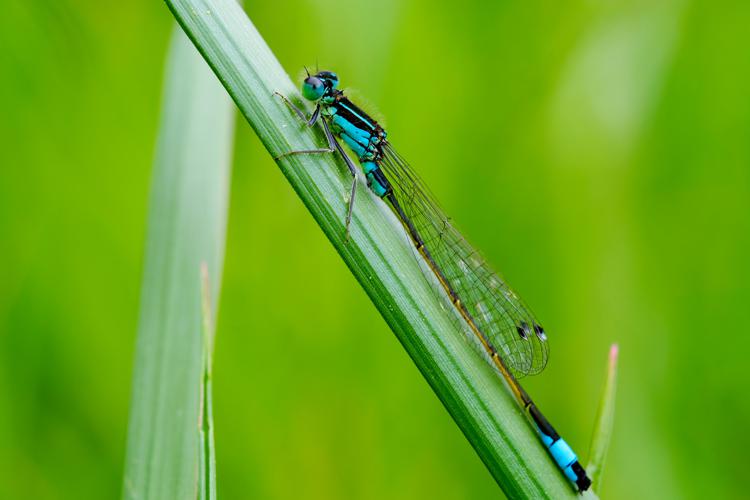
[380, 143, 549, 377]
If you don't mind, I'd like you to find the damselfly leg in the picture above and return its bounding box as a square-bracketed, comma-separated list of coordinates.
[274, 92, 358, 238]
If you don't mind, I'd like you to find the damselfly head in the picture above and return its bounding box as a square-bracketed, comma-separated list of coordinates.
[301, 70, 339, 101]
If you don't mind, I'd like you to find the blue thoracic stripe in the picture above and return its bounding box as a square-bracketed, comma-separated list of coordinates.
[340, 133, 366, 158]
[332, 115, 372, 143]
[332, 113, 380, 163]
[336, 98, 376, 131]
[328, 99, 390, 198]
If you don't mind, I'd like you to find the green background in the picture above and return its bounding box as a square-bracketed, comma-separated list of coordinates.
[2, 0, 748, 498]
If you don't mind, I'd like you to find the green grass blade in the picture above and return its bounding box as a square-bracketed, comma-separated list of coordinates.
[199, 263, 217, 500]
[587, 344, 619, 491]
[122, 26, 234, 500]
[164, 1, 598, 497]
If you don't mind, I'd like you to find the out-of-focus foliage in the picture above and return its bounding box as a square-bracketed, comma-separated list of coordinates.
[0, 0, 748, 498]
[122, 26, 232, 500]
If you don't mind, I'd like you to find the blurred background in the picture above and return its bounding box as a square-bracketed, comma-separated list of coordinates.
[2, 0, 749, 498]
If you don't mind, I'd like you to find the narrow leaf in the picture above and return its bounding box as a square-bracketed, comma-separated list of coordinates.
[122, 25, 233, 500]
[198, 262, 217, 500]
[587, 344, 619, 490]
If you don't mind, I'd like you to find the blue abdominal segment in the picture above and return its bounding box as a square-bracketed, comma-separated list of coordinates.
[363, 162, 388, 197]
[541, 433, 580, 483]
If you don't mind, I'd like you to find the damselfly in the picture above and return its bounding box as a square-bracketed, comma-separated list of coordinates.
[275, 70, 592, 492]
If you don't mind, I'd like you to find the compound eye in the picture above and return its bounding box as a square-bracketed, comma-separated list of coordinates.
[301, 76, 325, 101]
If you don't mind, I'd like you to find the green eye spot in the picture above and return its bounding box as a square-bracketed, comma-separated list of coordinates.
[301, 77, 325, 101]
